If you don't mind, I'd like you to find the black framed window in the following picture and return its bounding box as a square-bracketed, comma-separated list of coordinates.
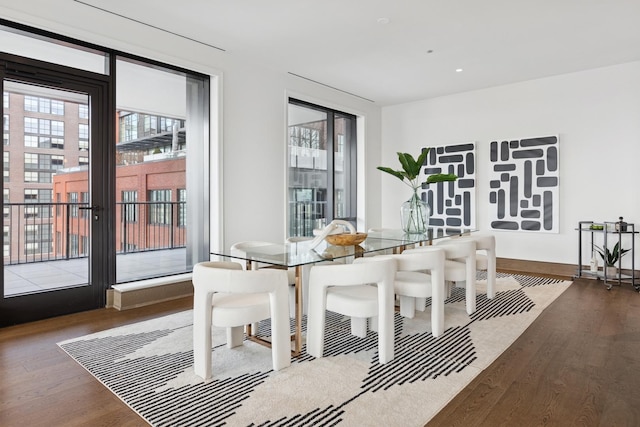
[287, 98, 357, 237]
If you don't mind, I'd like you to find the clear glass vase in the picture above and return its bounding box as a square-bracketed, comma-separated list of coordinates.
[401, 187, 430, 234]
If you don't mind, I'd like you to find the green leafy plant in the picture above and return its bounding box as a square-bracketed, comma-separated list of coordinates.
[594, 242, 630, 267]
[378, 149, 458, 233]
[377, 149, 458, 189]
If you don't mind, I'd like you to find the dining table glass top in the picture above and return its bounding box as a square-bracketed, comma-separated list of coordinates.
[211, 227, 475, 268]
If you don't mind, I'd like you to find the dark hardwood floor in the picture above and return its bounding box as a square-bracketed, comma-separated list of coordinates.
[428, 277, 640, 426]
[0, 297, 192, 427]
[1, 277, 639, 426]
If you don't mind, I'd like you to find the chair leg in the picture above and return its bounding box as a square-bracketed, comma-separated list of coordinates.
[269, 286, 292, 371]
[249, 322, 259, 335]
[399, 295, 416, 318]
[415, 297, 427, 312]
[466, 262, 476, 315]
[227, 326, 244, 348]
[306, 285, 326, 359]
[351, 317, 368, 337]
[487, 251, 496, 299]
[193, 290, 213, 381]
[445, 281, 453, 298]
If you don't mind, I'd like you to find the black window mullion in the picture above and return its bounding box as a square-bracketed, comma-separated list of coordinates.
[326, 111, 335, 222]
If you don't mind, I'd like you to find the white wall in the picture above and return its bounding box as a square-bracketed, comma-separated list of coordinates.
[0, 2, 383, 254]
[382, 61, 640, 268]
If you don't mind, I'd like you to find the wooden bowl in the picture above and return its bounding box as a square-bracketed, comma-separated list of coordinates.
[325, 232, 368, 246]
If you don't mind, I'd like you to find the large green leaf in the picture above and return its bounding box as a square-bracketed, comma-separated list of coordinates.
[376, 166, 405, 181]
[378, 147, 457, 186]
[397, 152, 419, 180]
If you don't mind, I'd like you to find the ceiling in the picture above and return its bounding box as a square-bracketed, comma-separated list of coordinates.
[81, 0, 640, 106]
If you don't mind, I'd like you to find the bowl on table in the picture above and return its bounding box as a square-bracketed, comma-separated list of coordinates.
[325, 232, 368, 246]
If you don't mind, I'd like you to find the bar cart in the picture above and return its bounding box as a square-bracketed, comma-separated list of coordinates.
[576, 220, 638, 291]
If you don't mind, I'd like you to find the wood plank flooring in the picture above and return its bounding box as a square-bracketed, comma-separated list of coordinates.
[1, 277, 639, 426]
[428, 277, 640, 426]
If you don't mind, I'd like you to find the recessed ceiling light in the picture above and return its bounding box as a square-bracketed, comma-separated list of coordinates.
[377, 17, 390, 24]
[455, 68, 463, 73]
[426, 49, 434, 54]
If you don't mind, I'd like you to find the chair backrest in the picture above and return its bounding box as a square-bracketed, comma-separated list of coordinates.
[435, 239, 476, 259]
[451, 233, 495, 252]
[309, 257, 396, 290]
[193, 261, 289, 294]
[230, 241, 275, 270]
[396, 247, 446, 271]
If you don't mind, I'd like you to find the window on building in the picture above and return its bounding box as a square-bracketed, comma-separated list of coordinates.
[78, 104, 88, 119]
[51, 155, 64, 170]
[79, 123, 88, 140]
[79, 156, 88, 166]
[24, 118, 65, 149]
[51, 120, 64, 136]
[178, 188, 186, 227]
[68, 192, 78, 217]
[38, 97, 51, 114]
[3, 91, 8, 109]
[24, 117, 38, 133]
[69, 233, 78, 257]
[24, 135, 37, 147]
[148, 189, 171, 225]
[3, 152, 8, 183]
[3, 189, 9, 219]
[80, 192, 89, 219]
[3, 114, 8, 146]
[287, 98, 357, 237]
[24, 189, 39, 219]
[121, 190, 138, 223]
[38, 118, 50, 135]
[51, 100, 64, 115]
[3, 225, 8, 257]
[81, 235, 88, 256]
[24, 153, 64, 173]
[24, 96, 38, 112]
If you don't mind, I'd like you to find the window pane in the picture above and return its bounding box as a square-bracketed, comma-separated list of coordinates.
[287, 99, 357, 237]
[115, 57, 208, 283]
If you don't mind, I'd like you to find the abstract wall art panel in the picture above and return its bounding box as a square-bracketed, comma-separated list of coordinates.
[422, 143, 476, 229]
[488, 135, 559, 233]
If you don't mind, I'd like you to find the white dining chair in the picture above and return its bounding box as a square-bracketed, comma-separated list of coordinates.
[437, 239, 477, 314]
[452, 233, 496, 299]
[306, 257, 397, 363]
[192, 261, 291, 381]
[359, 247, 446, 337]
[412, 239, 477, 315]
[230, 241, 297, 316]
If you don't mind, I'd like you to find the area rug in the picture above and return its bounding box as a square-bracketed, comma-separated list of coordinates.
[58, 273, 571, 426]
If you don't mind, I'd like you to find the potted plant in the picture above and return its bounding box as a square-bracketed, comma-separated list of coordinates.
[378, 149, 457, 234]
[594, 242, 630, 277]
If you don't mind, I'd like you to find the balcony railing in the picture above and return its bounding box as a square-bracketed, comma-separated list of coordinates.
[3, 201, 186, 265]
[289, 200, 327, 237]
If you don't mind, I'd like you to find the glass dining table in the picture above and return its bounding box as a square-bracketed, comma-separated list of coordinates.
[210, 227, 474, 356]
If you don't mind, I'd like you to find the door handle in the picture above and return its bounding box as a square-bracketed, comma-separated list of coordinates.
[78, 205, 102, 211]
[79, 205, 102, 220]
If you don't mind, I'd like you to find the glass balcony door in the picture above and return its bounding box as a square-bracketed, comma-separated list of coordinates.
[1, 54, 111, 326]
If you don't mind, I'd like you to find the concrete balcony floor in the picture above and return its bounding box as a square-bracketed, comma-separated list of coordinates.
[4, 248, 187, 297]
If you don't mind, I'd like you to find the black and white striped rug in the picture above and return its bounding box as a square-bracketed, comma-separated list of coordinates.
[58, 273, 571, 426]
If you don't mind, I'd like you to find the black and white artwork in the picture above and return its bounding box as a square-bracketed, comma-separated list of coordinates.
[488, 135, 559, 233]
[422, 143, 476, 229]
